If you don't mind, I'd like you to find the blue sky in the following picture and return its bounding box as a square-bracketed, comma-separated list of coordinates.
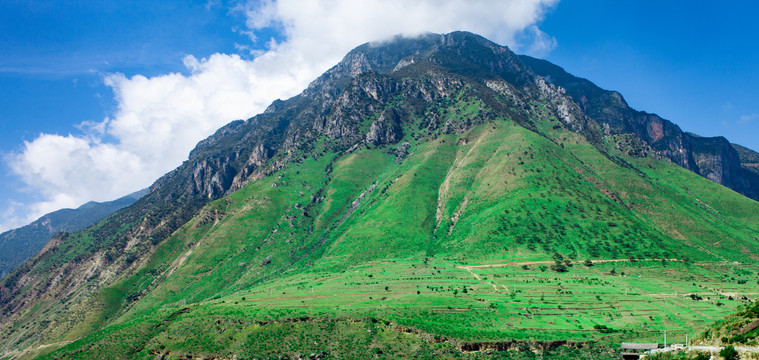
[1, 0, 758, 231]
[541, 1, 759, 149]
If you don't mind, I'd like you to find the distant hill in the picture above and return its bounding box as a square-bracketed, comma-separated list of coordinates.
[0, 189, 146, 279]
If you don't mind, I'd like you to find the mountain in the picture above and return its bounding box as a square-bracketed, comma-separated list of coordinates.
[518, 55, 759, 202]
[733, 143, 759, 177]
[2, 31, 759, 360]
[0, 189, 146, 280]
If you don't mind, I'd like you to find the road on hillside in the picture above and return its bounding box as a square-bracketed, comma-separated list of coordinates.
[456, 258, 683, 272]
[647, 345, 759, 357]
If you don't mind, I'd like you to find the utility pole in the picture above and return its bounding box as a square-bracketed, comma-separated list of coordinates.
[663, 330, 667, 348]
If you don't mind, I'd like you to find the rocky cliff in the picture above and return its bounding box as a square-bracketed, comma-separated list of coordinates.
[2, 31, 758, 356]
[520, 55, 759, 201]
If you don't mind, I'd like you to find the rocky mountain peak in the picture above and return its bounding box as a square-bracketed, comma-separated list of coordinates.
[3, 31, 759, 356]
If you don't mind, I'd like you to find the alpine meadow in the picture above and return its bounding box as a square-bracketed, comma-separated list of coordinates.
[2, 32, 759, 360]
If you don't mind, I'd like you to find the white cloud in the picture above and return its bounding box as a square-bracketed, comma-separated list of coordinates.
[738, 113, 759, 124]
[2, 0, 558, 232]
[519, 25, 558, 57]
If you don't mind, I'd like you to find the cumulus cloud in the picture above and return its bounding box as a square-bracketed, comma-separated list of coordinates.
[2, 0, 558, 231]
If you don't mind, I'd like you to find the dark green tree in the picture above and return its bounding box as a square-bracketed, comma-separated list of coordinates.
[720, 345, 739, 360]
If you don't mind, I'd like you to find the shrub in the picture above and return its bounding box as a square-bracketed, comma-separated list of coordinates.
[551, 262, 568, 273]
[719, 345, 739, 360]
[593, 324, 614, 333]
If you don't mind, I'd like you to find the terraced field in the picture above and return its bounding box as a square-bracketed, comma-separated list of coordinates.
[4, 33, 759, 359]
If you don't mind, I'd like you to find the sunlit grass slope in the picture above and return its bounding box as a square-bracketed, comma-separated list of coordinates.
[34, 106, 759, 359]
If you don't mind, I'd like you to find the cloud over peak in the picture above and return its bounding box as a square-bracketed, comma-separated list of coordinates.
[2, 0, 558, 231]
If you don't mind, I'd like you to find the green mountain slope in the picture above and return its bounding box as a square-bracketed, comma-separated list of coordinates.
[29, 122, 759, 360]
[2, 32, 759, 360]
[520, 55, 759, 202]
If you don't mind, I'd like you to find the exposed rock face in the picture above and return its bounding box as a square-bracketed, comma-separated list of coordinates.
[521, 55, 759, 201]
[366, 108, 404, 145]
[3, 30, 759, 354]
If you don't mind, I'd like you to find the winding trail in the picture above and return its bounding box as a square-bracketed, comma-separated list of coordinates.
[455, 258, 684, 276]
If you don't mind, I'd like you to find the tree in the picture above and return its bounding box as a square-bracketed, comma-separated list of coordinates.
[583, 259, 593, 266]
[551, 261, 568, 273]
[719, 345, 739, 360]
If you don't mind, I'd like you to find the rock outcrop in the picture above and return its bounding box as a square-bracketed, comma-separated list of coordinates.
[3, 31, 759, 355]
[521, 55, 759, 201]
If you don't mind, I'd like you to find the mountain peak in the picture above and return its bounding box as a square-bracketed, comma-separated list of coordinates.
[313, 31, 524, 88]
[3, 31, 759, 358]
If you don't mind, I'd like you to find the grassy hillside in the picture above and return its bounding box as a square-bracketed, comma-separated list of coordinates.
[19, 106, 759, 359]
[695, 300, 759, 347]
[3, 32, 759, 359]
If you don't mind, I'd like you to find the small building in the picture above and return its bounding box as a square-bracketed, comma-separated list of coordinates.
[620, 343, 658, 359]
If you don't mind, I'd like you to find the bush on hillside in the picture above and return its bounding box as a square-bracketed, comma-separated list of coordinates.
[720, 345, 739, 360]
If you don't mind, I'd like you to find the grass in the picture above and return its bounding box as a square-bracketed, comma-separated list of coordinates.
[33, 114, 759, 359]
[37, 257, 756, 359]
[6, 72, 759, 359]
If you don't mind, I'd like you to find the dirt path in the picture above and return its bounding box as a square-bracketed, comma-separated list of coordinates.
[648, 345, 759, 358]
[461, 267, 481, 280]
[456, 258, 683, 275]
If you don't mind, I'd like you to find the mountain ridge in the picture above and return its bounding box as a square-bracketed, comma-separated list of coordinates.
[0, 189, 146, 280]
[520, 54, 759, 200]
[1, 31, 758, 359]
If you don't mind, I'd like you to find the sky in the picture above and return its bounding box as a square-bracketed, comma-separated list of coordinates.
[1, 0, 758, 232]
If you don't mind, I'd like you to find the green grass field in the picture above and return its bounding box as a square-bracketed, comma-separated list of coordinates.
[5, 80, 759, 360]
[21, 110, 757, 359]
